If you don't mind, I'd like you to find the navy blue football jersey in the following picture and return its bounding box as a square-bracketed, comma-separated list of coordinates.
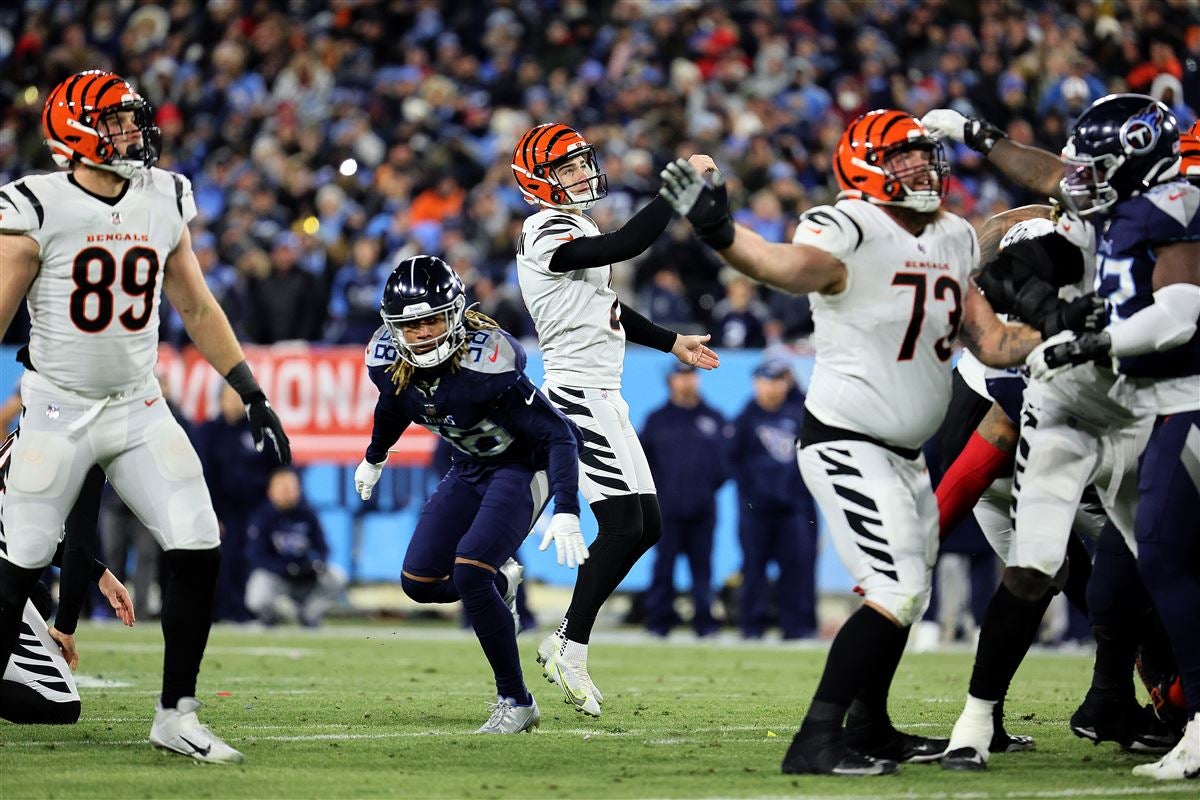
[364, 325, 581, 515]
[1095, 181, 1200, 378]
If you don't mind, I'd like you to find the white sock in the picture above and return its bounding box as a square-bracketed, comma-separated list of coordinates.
[561, 639, 588, 663]
[948, 694, 997, 756]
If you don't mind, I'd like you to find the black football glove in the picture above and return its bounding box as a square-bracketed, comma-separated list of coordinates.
[1040, 293, 1107, 337]
[245, 392, 292, 465]
[1044, 331, 1112, 370]
[226, 360, 292, 464]
[658, 158, 735, 249]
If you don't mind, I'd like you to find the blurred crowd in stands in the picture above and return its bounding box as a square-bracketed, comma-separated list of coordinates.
[2, 0, 1198, 353]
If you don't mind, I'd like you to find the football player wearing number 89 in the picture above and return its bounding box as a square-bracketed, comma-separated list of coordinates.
[0, 70, 291, 764]
[355, 255, 586, 734]
[659, 109, 1042, 776]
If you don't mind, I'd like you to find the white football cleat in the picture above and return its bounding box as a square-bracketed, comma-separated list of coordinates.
[543, 641, 602, 717]
[475, 695, 540, 734]
[499, 558, 523, 634]
[1132, 712, 1200, 780]
[537, 632, 603, 704]
[149, 697, 244, 764]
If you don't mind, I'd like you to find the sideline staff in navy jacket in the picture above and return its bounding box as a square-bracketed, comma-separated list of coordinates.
[730, 360, 818, 639]
[640, 363, 729, 636]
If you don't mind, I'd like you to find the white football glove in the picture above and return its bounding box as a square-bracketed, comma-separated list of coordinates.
[920, 109, 969, 142]
[539, 513, 589, 569]
[1025, 330, 1076, 383]
[354, 458, 384, 501]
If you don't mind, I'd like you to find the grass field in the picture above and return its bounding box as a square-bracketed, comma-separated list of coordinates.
[0, 621, 1194, 800]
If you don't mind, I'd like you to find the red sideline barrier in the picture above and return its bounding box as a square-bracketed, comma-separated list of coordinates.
[155, 344, 435, 466]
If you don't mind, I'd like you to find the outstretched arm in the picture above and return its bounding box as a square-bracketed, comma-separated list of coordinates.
[958, 283, 1042, 367]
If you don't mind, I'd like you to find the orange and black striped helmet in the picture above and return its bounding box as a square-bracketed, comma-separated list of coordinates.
[1182, 120, 1200, 181]
[42, 70, 161, 178]
[834, 109, 948, 213]
[512, 123, 607, 209]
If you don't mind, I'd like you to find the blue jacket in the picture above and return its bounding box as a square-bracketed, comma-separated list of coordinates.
[246, 500, 329, 575]
[730, 399, 810, 513]
[640, 400, 729, 518]
[194, 417, 275, 521]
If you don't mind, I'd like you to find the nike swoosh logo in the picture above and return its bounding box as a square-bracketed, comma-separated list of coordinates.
[1061, 223, 1071, 231]
[556, 233, 575, 242]
[524, 390, 537, 405]
[179, 735, 211, 757]
[144, 398, 160, 407]
[1168, 191, 1185, 201]
[805, 226, 822, 235]
[488, 343, 500, 362]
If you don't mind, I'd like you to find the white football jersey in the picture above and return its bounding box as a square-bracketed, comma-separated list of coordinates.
[0, 168, 195, 397]
[516, 208, 625, 388]
[793, 199, 977, 450]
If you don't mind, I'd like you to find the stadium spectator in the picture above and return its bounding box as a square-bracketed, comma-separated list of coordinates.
[640, 363, 729, 638]
[245, 468, 347, 628]
[712, 273, 769, 349]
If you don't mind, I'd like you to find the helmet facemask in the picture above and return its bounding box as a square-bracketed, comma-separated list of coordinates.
[382, 296, 467, 369]
[1059, 146, 1121, 217]
[878, 140, 949, 213]
[62, 99, 162, 179]
[543, 146, 608, 209]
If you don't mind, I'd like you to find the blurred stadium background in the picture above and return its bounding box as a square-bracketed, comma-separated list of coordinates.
[1, 0, 1197, 629]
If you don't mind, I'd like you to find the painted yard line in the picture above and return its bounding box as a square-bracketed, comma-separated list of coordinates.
[84, 642, 313, 657]
[638, 789, 1199, 800]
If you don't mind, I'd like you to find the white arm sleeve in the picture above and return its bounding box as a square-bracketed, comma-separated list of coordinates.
[1107, 283, 1200, 358]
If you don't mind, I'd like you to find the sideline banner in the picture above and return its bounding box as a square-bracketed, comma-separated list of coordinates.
[154, 344, 437, 465]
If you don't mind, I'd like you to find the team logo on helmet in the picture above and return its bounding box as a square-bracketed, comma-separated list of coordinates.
[1119, 106, 1163, 155]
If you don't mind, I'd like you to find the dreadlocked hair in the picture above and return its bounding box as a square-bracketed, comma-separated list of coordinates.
[384, 309, 501, 393]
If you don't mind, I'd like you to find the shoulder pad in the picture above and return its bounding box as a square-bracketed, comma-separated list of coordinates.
[459, 328, 524, 376]
[792, 203, 863, 258]
[365, 325, 398, 368]
[0, 177, 46, 234]
[1142, 182, 1200, 237]
[149, 168, 197, 223]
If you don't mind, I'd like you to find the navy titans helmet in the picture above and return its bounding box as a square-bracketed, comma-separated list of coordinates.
[380, 255, 467, 368]
[1060, 93, 1181, 216]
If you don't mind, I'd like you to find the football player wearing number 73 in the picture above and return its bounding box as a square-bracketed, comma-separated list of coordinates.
[355, 254, 586, 734]
[659, 109, 1041, 776]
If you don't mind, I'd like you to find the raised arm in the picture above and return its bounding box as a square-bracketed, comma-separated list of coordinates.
[658, 160, 847, 295]
[921, 110, 1065, 203]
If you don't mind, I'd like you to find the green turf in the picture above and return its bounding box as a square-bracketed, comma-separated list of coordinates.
[0, 622, 1193, 799]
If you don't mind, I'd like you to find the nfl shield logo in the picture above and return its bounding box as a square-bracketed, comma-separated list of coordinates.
[424, 403, 437, 416]
[46, 403, 60, 420]
[111, 211, 122, 225]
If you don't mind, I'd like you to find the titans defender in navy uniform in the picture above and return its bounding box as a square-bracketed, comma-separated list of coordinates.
[353, 256, 586, 734]
[926, 95, 1200, 779]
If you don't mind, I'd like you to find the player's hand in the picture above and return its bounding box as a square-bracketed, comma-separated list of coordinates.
[1026, 330, 1111, 381]
[671, 334, 720, 371]
[659, 158, 735, 249]
[246, 395, 292, 464]
[1041, 293, 1107, 337]
[921, 109, 1007, 154]
[354, 458, 384, 501]
[539, 513, 589, 568]
[686, 154, 718, 175]
[98, 569, 135, 627]
[48, 626, 78, 671]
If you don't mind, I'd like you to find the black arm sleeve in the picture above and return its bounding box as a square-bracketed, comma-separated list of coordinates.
[548, 195, 673, 273]
[365, 397, 411, 464]
[619, 302, 676, 352]
[54, 465, 108, 636]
